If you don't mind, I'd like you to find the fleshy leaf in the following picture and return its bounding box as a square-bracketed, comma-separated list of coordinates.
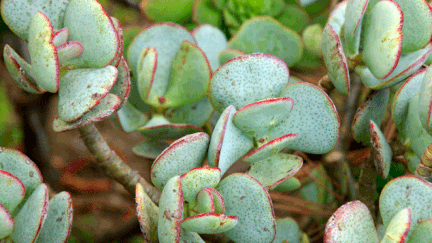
[352, 89, 390, 145]
[151, 133, 209, 190]
[277, 5, 311, 33]
[344, 0, 368, 57]
[192, 0, 222, 27]
[408, 219, 432, 243]
[327, 1, 347, 32]
[139, 114, 203, 140]
[272, 177, 301, 192]
[10, 183, 49, 243]
[63, 0, 119, 68]
[181, 213, 239, 234]
[57, 66, 118, 122]
[218, 48, 245, 66]
[208, 106, 254, 176]
[180, 229, 205, 243]
[196, 187, 224, 214]
[114, 101, 149, 133]
[109, 57, 131, 108]
[181, 166, 221, 203]
[277, 82, 339, 154]
[380, 176, 432, 239]
[243, 134, 298, 163]
[362, 0, 403, 79]
[136, 183, 158, 243]
[209, 53, 289, 113]
[228, 16, 303, 67]
[0, 170, 25, 213]
[1, 0, 69, 40]
[140, 0, 194, 23]
[274, 218, 301, 243]
[0, 148, 43, 201]
[369, 120, 392, 179]
[247, 153, 303, 189]
[164, 97, 214, 127]
[53, 94, 121, 132]
[133, 139, 170, 160]
[0, 204, 14, 239]
[56, 41, 83, 65]
[53, 28, 69, 46]
[35, 192, 73, 243]
[381, 208, 411, 243]
[324, 201, 378, 243]
[392, 69, 426, 134]
[109, 17, 124, 67]
[217, 173, 276, 243]
[419, 64, 432, 134]
[232, 97, 294, 141]
[192, 24, 228, 71]
[158, 176, 183, 243]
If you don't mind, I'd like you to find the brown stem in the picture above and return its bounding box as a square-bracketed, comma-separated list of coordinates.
[318, 74, 335, 94]
[358, 155, 378, 219]
[78, 124, 161, 204]
[415, 142, 432, 180]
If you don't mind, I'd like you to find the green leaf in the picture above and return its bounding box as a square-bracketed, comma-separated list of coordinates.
[208, 106, 254, 176]
[192, 24, 228, 71]
[369, 120, 392, 179]
[10, 183, 49, 243]
[276, 5, 311, 33]
[35, 192, 73, 243]
[228, 16, 303, 67]
[0, 204, 14, 239]
[419, 64, 432, 134]
[302, 24, 323, 57]
[272, 177, 301, 192]
[181, 166, 221, 203]
[139, 115, 203, 140]
[181, 213, 239, 234]
[352, 89, 390, 145]
[381, 208, 411, 243]
[109, 17, 123, 67]
[243, 134, 298, 163]
[247, 153, 302, 189]
[324, 201, 378, 243]
[217, 173, 276, 243]
[327, 1, 346, 32]
[192, 0, 222, 27]
[132, 139, 170, 160]
[158, 176, 183, 243]
[136, 183, 158, 243]
[408, 219, 432, 243]
[218, 48, 245, 66]
[164, 97, 214, 127]
[344, 0, 368, 57]
[209, 53, 289, 113]
[196, 187, 224, 214]
[278, 82, 339, 154]
[56, 41, 83, 66]
[362, 0, 403, 79]
[140, 0, 194, 23]
[151, 133, 209, 190]
[0, 170, 25, 213]
[52, 28, 69, 46]
[57, 66, 118, 122]
[114, 101, 149, 133]
[63, 0, 119, 68]
[109, 57, 131, 108]
[180, 229, 205, 242]
[274, 218, 301, 243]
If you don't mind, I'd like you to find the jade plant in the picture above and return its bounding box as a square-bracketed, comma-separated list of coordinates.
[0, 148, 73, 242]
[114, 22, 228, 159]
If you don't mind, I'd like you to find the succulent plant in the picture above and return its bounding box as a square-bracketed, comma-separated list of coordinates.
[324, 176, 432, 243]
[0, 148, 73, 242]
[1, 0, 130, 132]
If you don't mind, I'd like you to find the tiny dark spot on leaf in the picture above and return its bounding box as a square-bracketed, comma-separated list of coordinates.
[29, 172, 34, 177]
[264, 227, 268, 231]
[240, 196, 245, 200]
[56, 217, 62, 222]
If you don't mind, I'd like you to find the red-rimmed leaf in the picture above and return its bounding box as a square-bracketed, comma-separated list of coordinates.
[181, 166, 221, 203]
[181, 213, 239, 234]
[0, 170, 25, 213]
[243, 134, 298, 163]
[0, 204, 14, 239]
[136, 183, 158, 243]
[158, 176, 183, 243]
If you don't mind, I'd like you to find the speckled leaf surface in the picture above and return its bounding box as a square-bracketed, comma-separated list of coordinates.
[63, 0, 119, 68]
[243, 134, 298, 163]
[136, 47, 157, 105]
[247, 153, 302, 189]
[379, 176, 432, 239]
[419, 64, 432, 134]
[163, 41, 211, 107]
[324, 201, 378, 243]
[217, 173, 276, 243]
[56, 41, 83, 65]
[136, 183, 158, 243]
[0, 148, 43, 201]
[274, 217, 301, 243]
[181, 167, 221, 203]
[228, 17, 303, 67]
[53, 94, 121, 132]
[0, 171, 25, 213]
[208, 106, 254, 176]
[164, 97, 214, 127]
[10, 183, 48, 243]
[272, 177, 301, 192]
[380, 208, 411, 243]
[408, 219, 432, 243]
[394, 0, 432, 53]
[232, 97, 294, 141]
[392, 69, 426, 134]
[192, 24, 228, 71]
[321, 23, 350, 96]
[139, 116, 203, 140]
[196, 187, 224, 214]
[209, 53, 289, 113]
[53, 28, 68, 46]
[127, 23, 195, 92]
[278, 82, 339, 154]
[109, 57, 130, 108]
[344, 0, 368, 57]
[35, 192, 73, 243]
[218, 49, 245, 66]
[180, 229, 205, 243]
[327, 1, 347, 32]
[0, 204, 14, 239]
[3, 45, 44, 94]
[369, 120, 392, 179]
[362, 0, 403, 79]
[114, 101, 148, 133]
[355, 45, 432, 90]
[377, 224, 386, 241]
[110, 17, 123, 67]
[158, 176, 183, 243]
[58, 66, 118, 122]
[133, 139, 170, 160]
[181, 213, 239, 234]
[404, 95, 432, 158]
[352, 89, 390, 145]
[28, 12, 60, 93]
[151, 133, 209, 190]
[1, 0, 69, 40]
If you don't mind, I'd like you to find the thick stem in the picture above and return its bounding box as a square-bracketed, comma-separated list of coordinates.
[415, 142, 432, 180]
[358, 156, 377, 219]
[79, 124, 161, 204]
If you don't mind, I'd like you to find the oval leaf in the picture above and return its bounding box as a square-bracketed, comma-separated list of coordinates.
[344, 0, 368, 57]
[405, 95, 432, 158]
[408, 219, 432, 243]
[132, 139, 170, 160]
[419, 64, 432, 134]
[381, 208, 411, 243]
[158, 176, 183, 243]
[0, 204, 14, 239]
[192, 24, 228, 71]
[181, 213, 239, 234]
[243, 134, 298, 163]
[0, 170, 25, 213]
[181, 166, 221, 203]
[274, 218, 301, 243]
[136, 183, 158, 243]
[164, 97, 214, 127]
[218, 48, 245, 66]
[369, 120, 392, 179]
[114, 101, 149, 133]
